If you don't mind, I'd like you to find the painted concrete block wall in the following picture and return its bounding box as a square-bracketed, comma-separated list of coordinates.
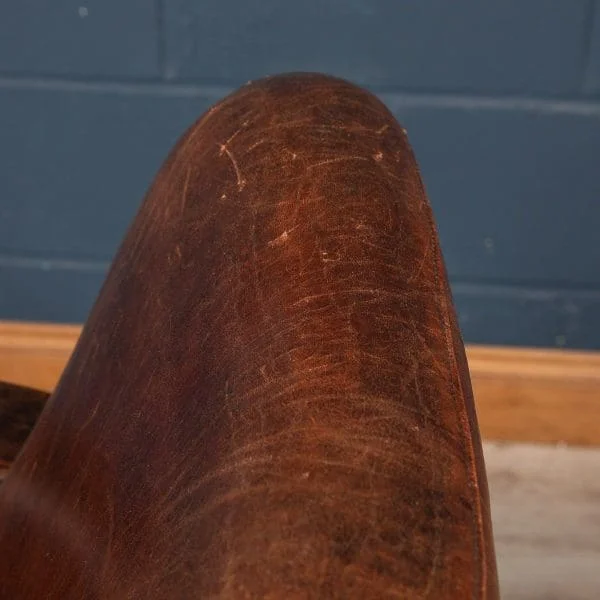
[1, 1, 599, 349]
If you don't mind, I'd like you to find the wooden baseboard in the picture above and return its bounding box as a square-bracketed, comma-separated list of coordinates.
[467, 346, 600, 446]
[1, 320, 599, 446]
[0, 321, 80, 394]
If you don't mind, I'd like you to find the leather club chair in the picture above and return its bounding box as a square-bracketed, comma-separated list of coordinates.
[0, 73, 499, 599]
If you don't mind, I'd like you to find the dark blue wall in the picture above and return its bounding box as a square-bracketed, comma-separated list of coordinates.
[1, 1, 600, 349]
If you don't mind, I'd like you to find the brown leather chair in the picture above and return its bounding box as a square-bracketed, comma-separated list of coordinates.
[0, 73, 499, 598]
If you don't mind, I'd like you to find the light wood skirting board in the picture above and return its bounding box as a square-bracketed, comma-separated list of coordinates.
[1, 320, 599, 446]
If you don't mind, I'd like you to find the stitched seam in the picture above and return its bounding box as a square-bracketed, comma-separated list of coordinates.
[420, 176, 487, 599]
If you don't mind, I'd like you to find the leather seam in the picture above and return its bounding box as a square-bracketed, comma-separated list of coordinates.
[423, 187, 487, 598]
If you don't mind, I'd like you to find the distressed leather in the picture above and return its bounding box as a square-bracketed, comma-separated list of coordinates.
[0, 73, 499, 598]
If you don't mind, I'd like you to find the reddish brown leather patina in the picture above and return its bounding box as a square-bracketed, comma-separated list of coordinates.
[0, 74, 499, 598]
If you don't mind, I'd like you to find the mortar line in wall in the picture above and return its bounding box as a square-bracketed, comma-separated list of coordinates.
[0, 74, 600, 117]
[451, 281, 600, 301]
[0, 255, 109, 272]
[0, 75, 230, 98]
[2, 254, 600, 299]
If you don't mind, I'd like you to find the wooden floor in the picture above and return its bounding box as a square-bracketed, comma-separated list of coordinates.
[485, 442, 600, 600]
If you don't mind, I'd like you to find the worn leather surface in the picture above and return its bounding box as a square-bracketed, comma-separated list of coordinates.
[0, 73, 499, 598]
[0, 382, 48, 483]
